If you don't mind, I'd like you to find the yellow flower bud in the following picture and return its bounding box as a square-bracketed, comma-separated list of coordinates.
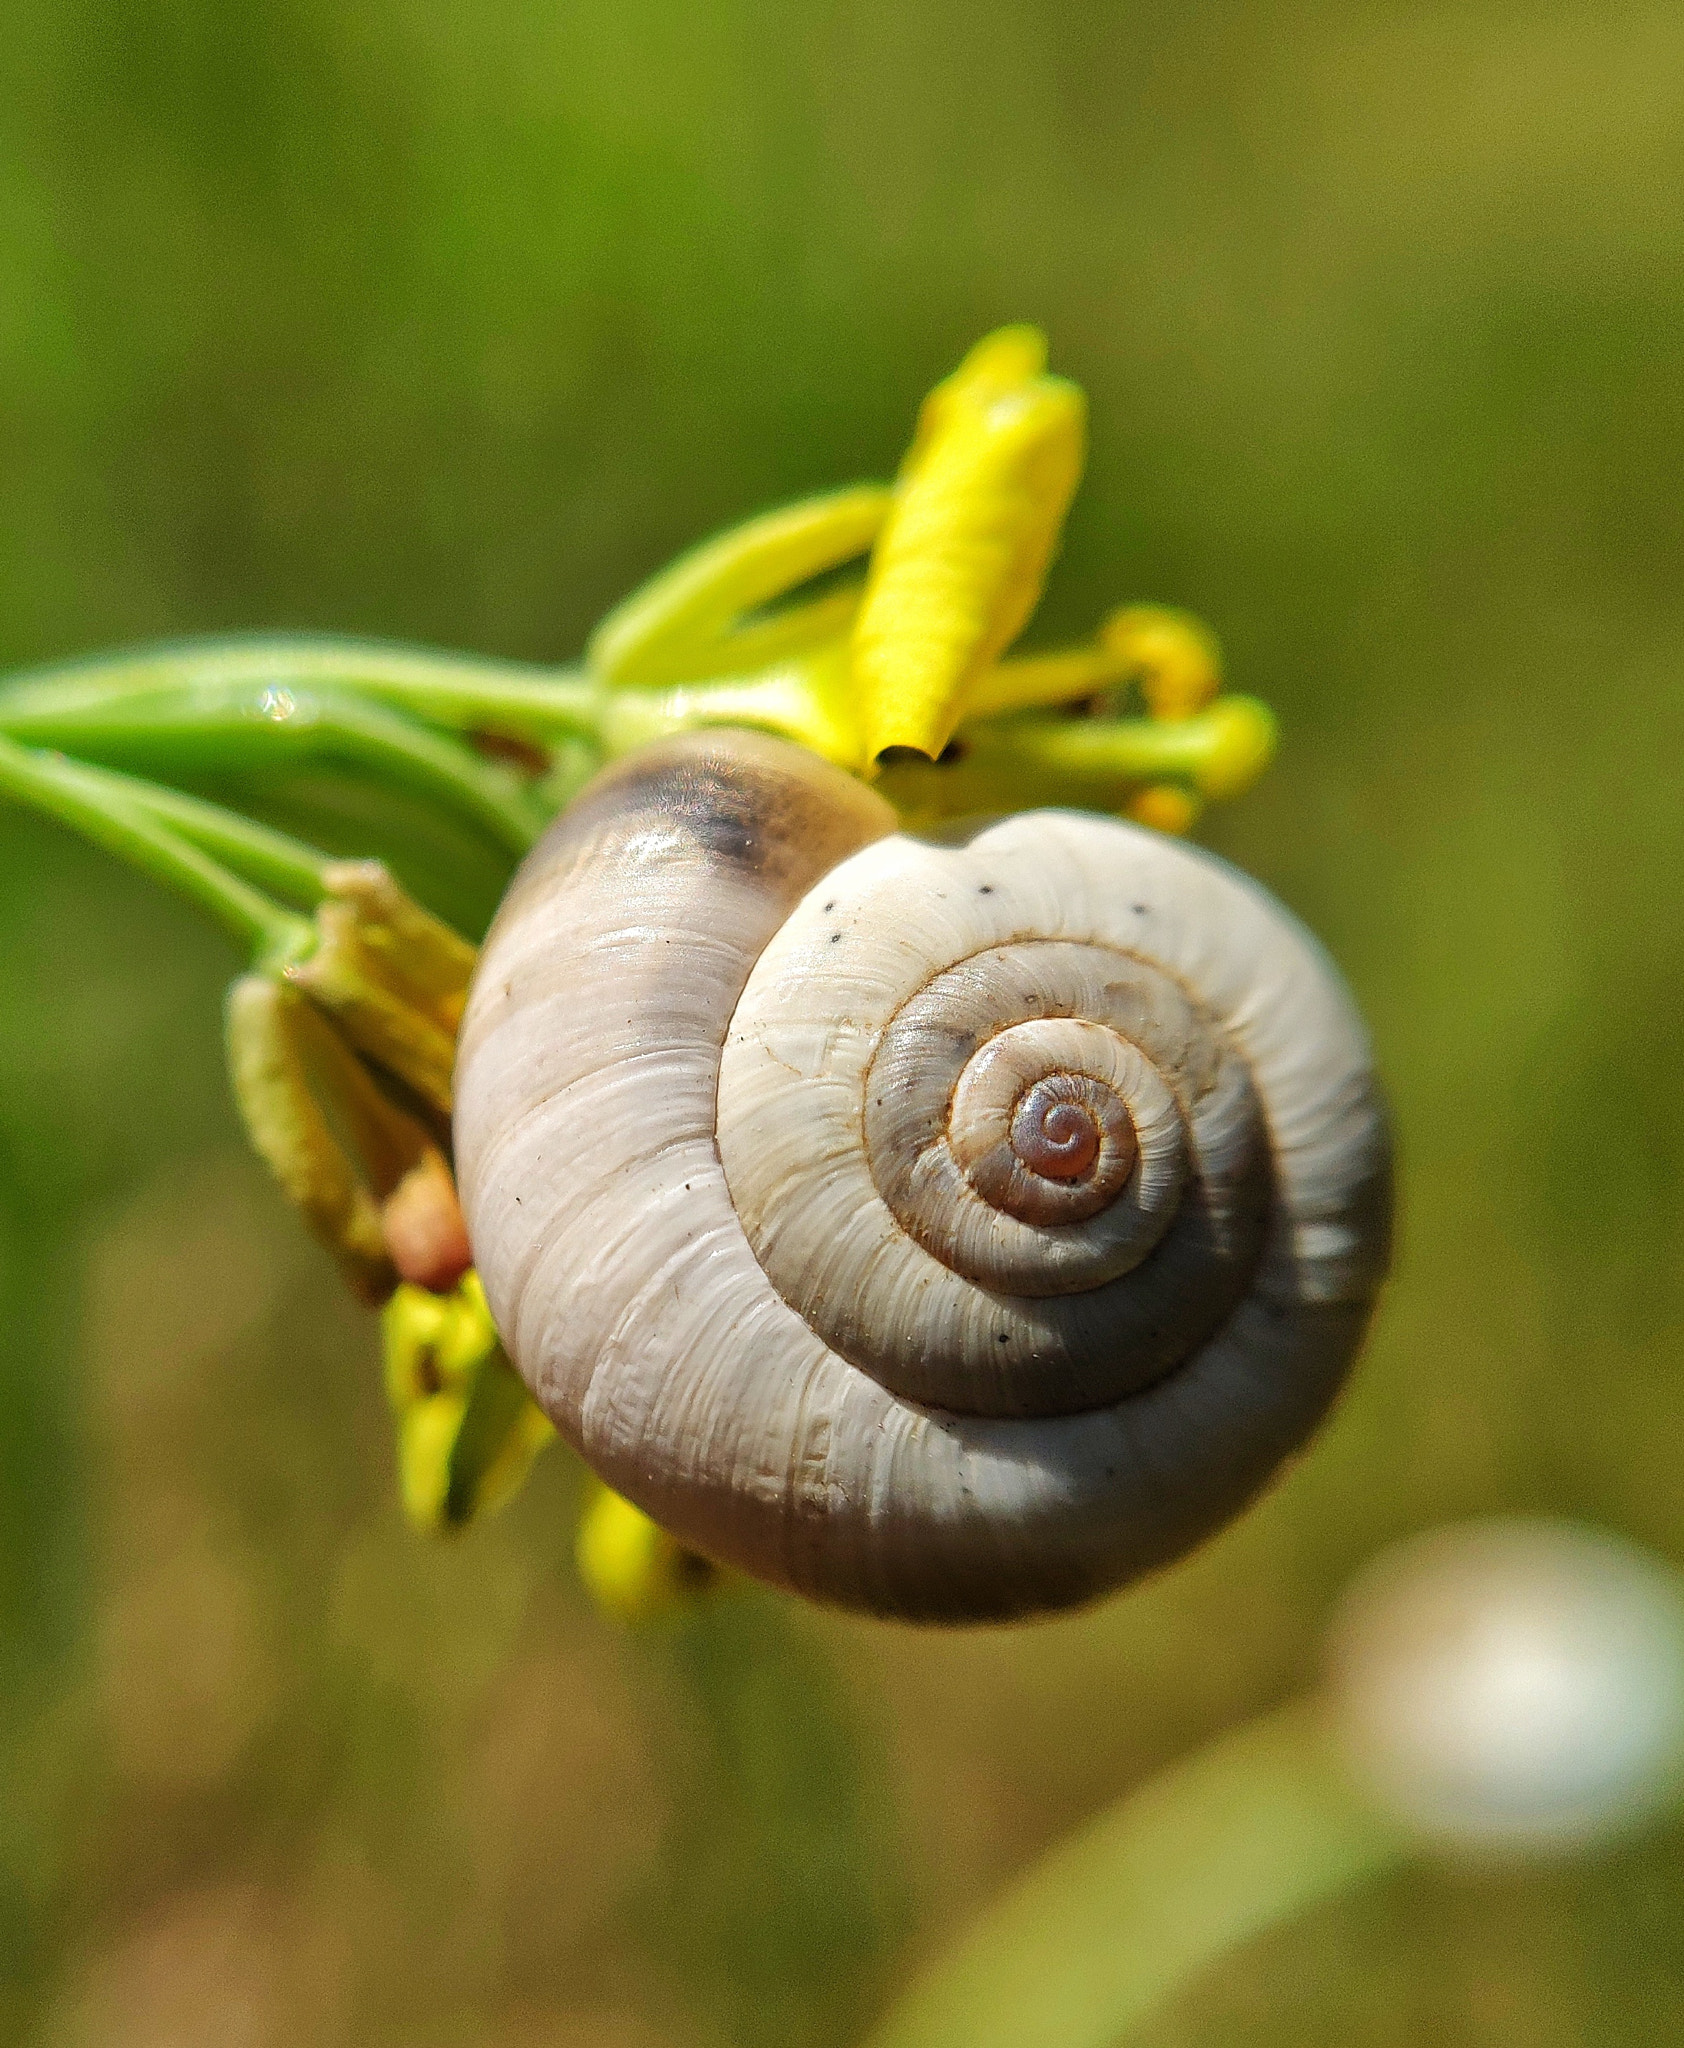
[226, 874, 477, 1308]
[284, 862, 474, 1117]
[1193, 695, 1278, 801]
[1126, 784, 1202, 835]
[225, 975, 398, 1303]
[575, 1481, 717, 1625]
[382, 1273, 553, 1532]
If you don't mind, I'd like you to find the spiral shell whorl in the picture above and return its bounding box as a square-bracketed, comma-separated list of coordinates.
[455, 730, 1390, 1622]
[869, 991, 1192, 1278]
[951, 1022, 1148, 1218]
[718, 872, 1281, 1414]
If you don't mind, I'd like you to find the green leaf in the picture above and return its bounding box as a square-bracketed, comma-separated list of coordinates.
[862, 1706, 1404, 2048]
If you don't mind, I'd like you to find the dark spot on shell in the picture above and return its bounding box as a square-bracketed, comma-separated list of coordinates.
[823, 899, 837, 912]
[830, 932, 843, 943]
[1132, 903, 1148, 915]
[595, 754, 768, 866]
[541, 735, 890, 886]
[978, 883, 994, 895]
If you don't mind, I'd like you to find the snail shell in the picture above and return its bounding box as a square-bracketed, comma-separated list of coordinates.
[454, 730, 1390, 1622]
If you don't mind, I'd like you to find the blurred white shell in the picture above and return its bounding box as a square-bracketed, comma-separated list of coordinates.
[455, 730, 1391, 1621]
[1325, 1519, 1684, 1851]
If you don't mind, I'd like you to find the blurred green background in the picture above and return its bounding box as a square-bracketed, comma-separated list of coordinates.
[4, 2, 1684, 2042]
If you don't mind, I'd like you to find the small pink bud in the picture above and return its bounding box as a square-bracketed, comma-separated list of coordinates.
[382, 1152, 473, 1294]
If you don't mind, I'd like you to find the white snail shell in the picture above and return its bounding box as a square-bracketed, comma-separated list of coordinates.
[454, 730, 1390, 1622]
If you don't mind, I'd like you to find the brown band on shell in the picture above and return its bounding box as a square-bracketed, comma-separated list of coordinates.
[483, 727, 897, 954]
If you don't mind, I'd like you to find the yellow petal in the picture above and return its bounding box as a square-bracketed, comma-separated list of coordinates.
[899, 325, 1049, 478]
[964, 604, 1226, 722]
[1100, 605, 1223, 719]
[440, 1345, 553, 1526]
[854, 339, 1086, 763]
[396, 1393, 467, 1530]
[382, 1274, 553, 1533]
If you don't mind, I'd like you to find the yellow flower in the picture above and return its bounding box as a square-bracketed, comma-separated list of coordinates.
[582, 327, 1276, 821]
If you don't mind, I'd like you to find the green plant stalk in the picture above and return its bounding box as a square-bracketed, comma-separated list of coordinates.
[0, 734, 311, 967]
[862, 1704, 1407, 2048]
[0, 636, 599, 744]
[0, 634, 859, 787]
[0, 684, 546, 856]
[642, 1592, 908, 2048]
[0, 637, 1270, 814]
[41, 754, 332, 906]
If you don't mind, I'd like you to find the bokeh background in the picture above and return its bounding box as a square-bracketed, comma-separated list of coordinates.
[4, 3, 1684, 2042]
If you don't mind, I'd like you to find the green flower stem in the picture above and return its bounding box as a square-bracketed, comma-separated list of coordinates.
[41, 754, 332, 906]
[878, 698, 1278, 818]
[0, 733, 312, 966]
[862, 1704, 1406, 2048]
[0, 684, 547, 856]
[0, 636, 599, 744]
[587, 485, 889, 686]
